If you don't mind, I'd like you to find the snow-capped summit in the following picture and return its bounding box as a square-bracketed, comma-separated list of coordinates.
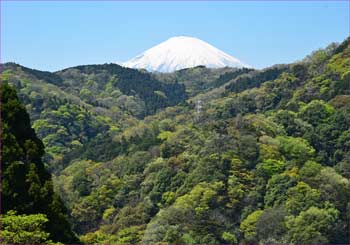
[122, 36, 250, 73]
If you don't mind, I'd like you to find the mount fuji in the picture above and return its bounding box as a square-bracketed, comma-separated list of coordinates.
[122, 36, 251, 73]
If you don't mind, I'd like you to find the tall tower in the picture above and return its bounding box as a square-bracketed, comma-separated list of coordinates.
[197, 99, 203, 115]
[195, 99, 204, 123]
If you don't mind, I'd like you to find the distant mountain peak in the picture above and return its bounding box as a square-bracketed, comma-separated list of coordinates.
[122, 36, 251, 73]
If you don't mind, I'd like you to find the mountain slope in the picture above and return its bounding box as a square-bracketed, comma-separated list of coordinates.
[2, 37, 349, 244]
[153, 66, 253, 96]
[1, 83, 78, 243]
[123, 36, 250, 72]
[56, 38, 349, 244]
[1, 63, 187, 173]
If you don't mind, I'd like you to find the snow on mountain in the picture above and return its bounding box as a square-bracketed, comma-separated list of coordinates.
[122, 36, 251, 73]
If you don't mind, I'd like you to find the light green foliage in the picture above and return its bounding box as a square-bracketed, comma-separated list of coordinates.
[326, 43, 350, 75]
[299, 100, 336, 126]
[240, 210, 264, 243]
[115, 225, 145, 244]
[227, 157, 254, 208]
[157, 130, 174, 141]
[80, 230, 113, 244]
[79, 88, 93, 101]
[221, 232, 238, 244]
[299, 160, 323, 180]
[286, 206, 339, 244]
[265, 172, 297, 207]
[258, 135, 282, 160]
[174, 181, 224, 215]
[243, 114, 284, 137]
[142, 181, 225, 244]
[272, 109, 312, 136]
[277, 136, 315, 165]
[285, 182, 321, 215]
[1, 210, 52, 244]
[257, 159, 285, 178]
[181, 232, 197, 244]
[161, 191, 176, 206]
[102, 206, 116, 223]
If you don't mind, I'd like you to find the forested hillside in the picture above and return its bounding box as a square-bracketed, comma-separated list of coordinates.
[1, 37, 349, 244]
[1, 63, 187, 172]
[0, 83, 78, 244]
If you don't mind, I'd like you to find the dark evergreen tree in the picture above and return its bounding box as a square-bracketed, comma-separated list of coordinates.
[1, 82, 79, 243]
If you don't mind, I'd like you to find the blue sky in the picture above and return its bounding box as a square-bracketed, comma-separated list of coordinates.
[2, 1, 349, 71]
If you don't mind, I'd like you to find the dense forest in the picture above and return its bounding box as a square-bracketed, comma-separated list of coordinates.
[0, 83, 78, 243]
[1, 37, 349, 244]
